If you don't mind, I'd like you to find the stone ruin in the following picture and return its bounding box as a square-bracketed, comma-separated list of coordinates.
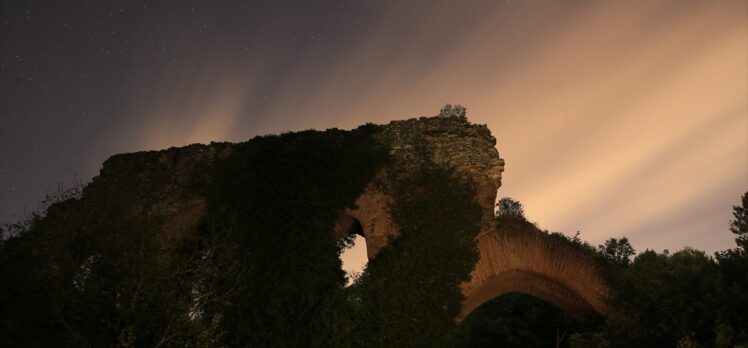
[89, 109, 611, 321]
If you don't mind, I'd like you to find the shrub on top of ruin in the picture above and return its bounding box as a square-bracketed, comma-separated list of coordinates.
[495, 197, 525, 220]
[439, 104, 467, 119]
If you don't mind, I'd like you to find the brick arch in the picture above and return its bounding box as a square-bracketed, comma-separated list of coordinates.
[332, 176, 400, 260]
[462, 270, 597, 321]
[459, 219, 611, 321]
[333, 213, 364, 239]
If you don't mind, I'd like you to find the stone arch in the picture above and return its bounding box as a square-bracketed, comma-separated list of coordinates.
[333, 213, 364, 239]
[333, 179, 399, 260]
[335, 213, 369, 284]
[459, 218, 611, 321]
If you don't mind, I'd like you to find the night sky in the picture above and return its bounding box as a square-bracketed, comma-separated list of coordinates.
[1, 1, 746, 257]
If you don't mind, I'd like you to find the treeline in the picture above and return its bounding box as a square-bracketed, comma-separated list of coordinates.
[571, 193, 748, 348]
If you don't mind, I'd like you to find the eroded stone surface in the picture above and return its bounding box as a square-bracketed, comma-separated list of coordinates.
[91, 143, 232, 248]
[337, 115, 506, 257]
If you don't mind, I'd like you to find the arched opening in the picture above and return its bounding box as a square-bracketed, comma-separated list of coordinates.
[461, 270, 597, 322]
[454, 292, 585, 348]
[337, 217, 368, 286]
[462, 221, 612, 322]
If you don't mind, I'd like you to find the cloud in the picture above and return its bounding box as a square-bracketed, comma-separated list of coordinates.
[93, 0, 748, 252]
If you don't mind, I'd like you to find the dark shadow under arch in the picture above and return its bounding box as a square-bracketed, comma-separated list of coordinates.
[460, 270, 597, 322]
[454, 290, 587, 348]
[334, 213, 365, 239]
[345, 218, 364, 237]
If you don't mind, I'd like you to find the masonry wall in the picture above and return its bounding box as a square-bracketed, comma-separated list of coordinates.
[460, 218, 611, 320]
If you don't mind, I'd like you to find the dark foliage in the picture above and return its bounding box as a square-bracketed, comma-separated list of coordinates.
[0, 171, 201, 347]
[0, 125, 392, 347]
[448, 293, 580, 348]
[597, 237, 635, 267]
[568, 192, 748, 347]
[195, 125, 390, 346]
[729, 191, 748, 251]
[495, 197, 525, 219]
[332, 165, 484, 347]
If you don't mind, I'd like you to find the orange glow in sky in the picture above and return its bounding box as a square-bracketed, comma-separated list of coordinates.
[19, 1, 744, 255]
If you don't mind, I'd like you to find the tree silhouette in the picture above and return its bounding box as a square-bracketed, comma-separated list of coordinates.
[495, 197, 525, 220]
[729, 191, 748, 251]
[597, 237, 635, 266]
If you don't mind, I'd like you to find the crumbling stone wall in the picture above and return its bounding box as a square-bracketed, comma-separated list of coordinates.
[90, 143, 232, 249]
[333, 114, 505, 258]
[93, 109, 610, 320]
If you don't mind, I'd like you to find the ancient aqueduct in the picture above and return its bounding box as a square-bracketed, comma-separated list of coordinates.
[100, 111, 611, 321]
[333, 114, 611, 321]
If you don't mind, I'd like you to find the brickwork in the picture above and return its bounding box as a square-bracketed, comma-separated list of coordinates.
[459, 220, 611, 320]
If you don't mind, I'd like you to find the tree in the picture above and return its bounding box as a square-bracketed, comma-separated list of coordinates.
[729, 191, 748, 251]
[714, 191, 748, 346]
[495, 197, 525, 220]
[597, 237, 635, 266]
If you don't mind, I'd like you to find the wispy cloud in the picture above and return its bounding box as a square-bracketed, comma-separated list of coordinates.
[87, 0, 748, 252]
